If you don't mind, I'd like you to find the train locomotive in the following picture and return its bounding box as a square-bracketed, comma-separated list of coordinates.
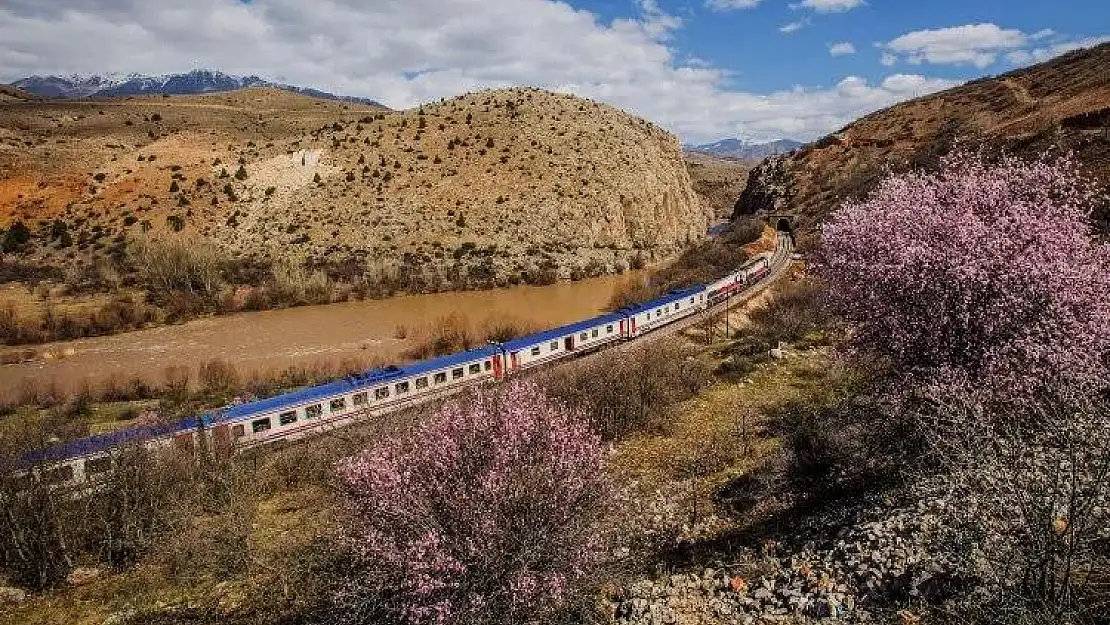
[21, 249, 777, 488]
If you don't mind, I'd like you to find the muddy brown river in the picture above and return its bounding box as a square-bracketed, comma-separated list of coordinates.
[0, 272, 644, 402]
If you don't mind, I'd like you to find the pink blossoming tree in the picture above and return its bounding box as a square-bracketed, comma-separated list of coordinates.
[819, 151, 1110, 402]
[335, 380, 609, 625]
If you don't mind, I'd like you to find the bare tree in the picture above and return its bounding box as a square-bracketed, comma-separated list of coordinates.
[922, 387, 1110, 609]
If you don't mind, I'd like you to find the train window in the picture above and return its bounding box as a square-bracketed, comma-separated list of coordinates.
[252, 418, 272, 433]
[353, 392, 368, 406]
[531, 346, 541, 356]
[469, 364, 481, 374]
[85, 456, 111, 475]
[484, 360, 492, 371]
[306, 404, 323, 419]
[232, 424, 245, 437]
[591, 328, 598, 338]
[550, 341, 559, 350]
[606, 325, 613, 333]
[330, 398, 347, 412]
[434, 372, 447, 384]
[43, 465, 74, 484]
[416, 377, 429, 389]
[375, 387, 389, 400]
[452, 368, 464, 379]
[396, 381, 410, 394]
[690, 297, 695, 304]
[580, 332, 588, 341]
[279, 411, 298, 425]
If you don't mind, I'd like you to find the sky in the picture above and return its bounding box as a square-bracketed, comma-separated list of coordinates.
[0, 0, 1107, 143]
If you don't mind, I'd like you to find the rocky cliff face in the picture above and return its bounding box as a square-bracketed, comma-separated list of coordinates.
[213, 87, 710, 279]
[735, 43, 1110, 233]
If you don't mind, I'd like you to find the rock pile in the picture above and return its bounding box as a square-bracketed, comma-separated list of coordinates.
[611, 497, 965, 624]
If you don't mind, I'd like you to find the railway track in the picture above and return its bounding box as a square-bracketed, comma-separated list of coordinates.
[589, 231, 794, 354]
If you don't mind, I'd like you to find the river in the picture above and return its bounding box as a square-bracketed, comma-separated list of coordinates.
[0, 272, 643, 402]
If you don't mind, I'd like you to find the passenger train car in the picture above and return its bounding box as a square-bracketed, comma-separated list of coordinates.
[21, 243, 786, 489]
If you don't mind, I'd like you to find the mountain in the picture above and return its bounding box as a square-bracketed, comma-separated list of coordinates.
[0, 83, 37, 102]
[735, 43, 1110, 236]
[0, 86, 706, 286]
[686, 138, 804, 160]
[12, 69, 386, 108]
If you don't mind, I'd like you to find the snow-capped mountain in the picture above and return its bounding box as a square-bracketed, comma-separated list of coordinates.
[686, 138, 804, 160]
[11, 69, 384, 107]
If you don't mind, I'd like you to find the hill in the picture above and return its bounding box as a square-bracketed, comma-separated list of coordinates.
[0, 86, 707, 293]
[735, 43, 1110, 234]
[684, 152, 752, 219]
[688, 138, 803, 160]
[12, 70, 386, 107]
[0, 84, 36, 102]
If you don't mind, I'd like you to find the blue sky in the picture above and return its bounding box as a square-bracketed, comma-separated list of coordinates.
[657, 0, 1109, 92]
[1, 0, 1107, 142]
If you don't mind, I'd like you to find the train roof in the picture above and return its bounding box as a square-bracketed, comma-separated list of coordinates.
[30, 346, 503, 464]
[618, 285, 707, 316]
[25, 416, 200, 465]
[501, 312, 625, 352]
[207, 345, 502, 425]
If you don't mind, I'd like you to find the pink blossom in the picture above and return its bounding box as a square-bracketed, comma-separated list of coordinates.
[819, 151, 1110, 403]
[335, 380, 610, 625]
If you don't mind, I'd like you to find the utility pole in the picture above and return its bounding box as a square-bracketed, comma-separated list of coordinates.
[725, 288, 731, 340]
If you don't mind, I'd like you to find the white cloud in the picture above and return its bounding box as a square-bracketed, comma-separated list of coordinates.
[0, 0, 963, 143]
[883, 23, 1027, 68]
[780, 19, 809, 34]
[1006, 35, 1110, 65]
[705, 0, 764, 11]
[829, 42, 856, 56]
[797, 0, 865, 13]
[882, 23, 1110, 69]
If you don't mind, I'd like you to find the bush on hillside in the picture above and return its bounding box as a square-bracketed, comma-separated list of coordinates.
[819, 151, 1110, 404]
[128, 234, 226, 304]
[921, 385, 1110, 609]
[820, 151, 1110, 612]
[335, 381, 609, 625]
[541, 338, 711, 440]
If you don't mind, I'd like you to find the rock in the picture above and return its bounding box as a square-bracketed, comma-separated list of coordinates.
[0, 586, 27, 604]
[67, 566, 104, 586]
[101, 609, 137, 625]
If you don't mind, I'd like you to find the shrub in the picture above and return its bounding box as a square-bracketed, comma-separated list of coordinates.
[2, 220, 31, 253]
[403, 313, 476, 359]
[541, 338, 711, 440]
[335, 381, 609, 625]
[921, 386, 1110, 608]
[745, 277, 829, 347]
[128, 234, 226, 303]
[820, 151, 1110, 404]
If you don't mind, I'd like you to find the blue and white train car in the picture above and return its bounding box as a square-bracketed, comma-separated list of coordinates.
[501, 312, 626, 374]
[207, 345, 504, 449]
[707, 254, 773, 304]
[619, 285, 707, 338]
[18, 416, 202, 489]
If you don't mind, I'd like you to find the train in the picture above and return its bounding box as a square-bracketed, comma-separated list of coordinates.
[19, 243, 783, 489]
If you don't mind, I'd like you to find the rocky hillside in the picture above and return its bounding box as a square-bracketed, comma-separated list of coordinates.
[0, 86, 707, 285]
[684, 152, 752, 219]
[735, 43, 1110, 232]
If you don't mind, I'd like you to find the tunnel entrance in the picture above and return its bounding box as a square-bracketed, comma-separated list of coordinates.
[776, 218, 793, 233]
